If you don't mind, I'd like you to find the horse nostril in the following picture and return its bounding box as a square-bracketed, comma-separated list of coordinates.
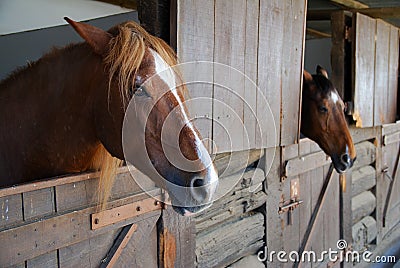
[341, 153, 351, 166]
[190, 178, 209, 203]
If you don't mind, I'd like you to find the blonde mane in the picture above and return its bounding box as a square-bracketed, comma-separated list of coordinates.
[93, 21, 178, 210]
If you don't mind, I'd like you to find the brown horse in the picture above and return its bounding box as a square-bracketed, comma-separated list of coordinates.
[0, 18, 218, 216]
[302, 66, 356, 173]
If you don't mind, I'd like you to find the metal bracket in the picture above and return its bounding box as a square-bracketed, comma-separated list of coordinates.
[279, 178, 303, 225]
[91, 197, 163, 230]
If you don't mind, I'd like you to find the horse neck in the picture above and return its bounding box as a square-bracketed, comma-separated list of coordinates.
[0, 44, 107, 182]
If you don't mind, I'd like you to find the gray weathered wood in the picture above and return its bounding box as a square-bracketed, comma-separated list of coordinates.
[213, 0, 246, 152]
[352, 216, 377, 251]
[352, 166, 376, 197]
[352, 191, 376, 224]
[176, 0, 214, 152]
[264, 147, 284, 267]
[331, 11, 346, 98]
[23, 187, 55, 221]
[26, 251, 57, 268]
[195, 171, 266, 233]
[196, 213, 264, 268]
[112, 215, 159, 268]
[349, 125, 380, 144]
[353, 13, 376, 127]
[0, 194, 23, 230]
[58, 229, 121, 268]
[352, 141, 376, 169]
[387, 27, 399, 123]
[382, 122, 400, 136]
[158, 206, 195, 268]
[384, 132, 400, 146]
[214, 149, 264, 178]
[229, 255, 264, 268]
[257, 0, 284, 148]
[0, 191, 161, 267]
[285, 151, 331, 177]
[280, 0, 306, 146]
[374, 20, 390, 126]
[243, 0, 259, 149]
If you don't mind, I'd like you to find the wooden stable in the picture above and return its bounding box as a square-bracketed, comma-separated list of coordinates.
[1, 0, 400, 267]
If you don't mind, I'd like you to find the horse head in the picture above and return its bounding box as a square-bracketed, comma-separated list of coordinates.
[302, 66, 356, 173]
[66, 18, 218, 216]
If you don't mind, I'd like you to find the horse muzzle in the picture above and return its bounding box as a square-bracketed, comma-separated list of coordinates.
[169, 166, 219, 216]
[332, 153, 356, 173]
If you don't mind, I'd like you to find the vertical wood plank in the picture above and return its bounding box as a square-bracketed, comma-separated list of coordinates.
[331, 11, 346, 99]
[26, 251, 57, 268]
[112, 215, 159, 268]
[243, 0, 259, 150]
[309, 167, 324, 256]
[387, 27, 399, 123]
[55, 179, 98, 213]
[374, 20, 390, 126]
[0, 194, 23, 229]
[282, 177, 300, 262]
[353, 13, 376, 127]
[280, 0, 307, 145]
[265, 147, 283, 267]
[176, 0, 214, 152]
[23, 188, 55, 221]
[58, 229, 121, 268]
[158, 206, 195, 268]
[324, 168, 340, 251]
[213, 0, 246, 152]
[257, 0, 284, 149]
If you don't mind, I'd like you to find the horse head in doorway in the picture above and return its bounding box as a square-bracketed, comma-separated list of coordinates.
[302, 66, 356, 173]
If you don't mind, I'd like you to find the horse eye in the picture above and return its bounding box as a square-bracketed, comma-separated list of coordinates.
[134, 86, 147, 97]
[318, 106, 328, 113]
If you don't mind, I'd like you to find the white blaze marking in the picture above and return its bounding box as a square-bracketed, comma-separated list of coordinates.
[150, 50, 218, 186]
[330, 91, 339, 104]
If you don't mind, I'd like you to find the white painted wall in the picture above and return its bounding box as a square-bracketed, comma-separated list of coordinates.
[0, 0, 132, 35]
[0, 12, 139, 80]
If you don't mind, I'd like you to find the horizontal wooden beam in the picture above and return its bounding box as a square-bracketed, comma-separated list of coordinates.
[94, 0, 137, 10]
[0, 166, 131, 198]
[306, 28, 332, 38]
[308, 7, 400, 21]
[330, 0, 368, 9]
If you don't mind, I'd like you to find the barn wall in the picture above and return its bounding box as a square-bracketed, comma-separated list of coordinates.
[0, 12, 139, 81]
[176, 0, 307, 153]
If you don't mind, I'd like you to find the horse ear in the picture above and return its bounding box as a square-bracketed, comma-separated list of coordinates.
[65, 17, 112, 56]
[303, 69, 313, 83]
[316, 65, 329, 79]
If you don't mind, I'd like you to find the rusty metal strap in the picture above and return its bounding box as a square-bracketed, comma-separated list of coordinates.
[295, 164, 335, 268]
[91, 197, 162, 230]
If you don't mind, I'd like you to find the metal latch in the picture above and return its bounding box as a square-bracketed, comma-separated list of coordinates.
[279, 178, 303, 225]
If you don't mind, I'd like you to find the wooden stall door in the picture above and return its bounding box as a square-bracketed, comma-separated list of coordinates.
[267, 140, 343, 267]
[377, 123, 400, 241]
[351, 13, 399, 127]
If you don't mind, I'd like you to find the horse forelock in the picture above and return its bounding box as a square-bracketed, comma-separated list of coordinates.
[104, 21, 179, 108]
